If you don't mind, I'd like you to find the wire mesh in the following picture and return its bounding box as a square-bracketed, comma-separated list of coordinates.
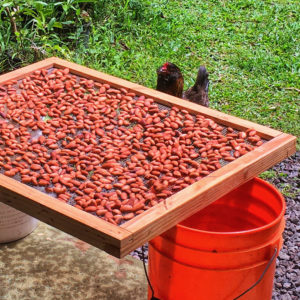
[0, 67, 266, 225]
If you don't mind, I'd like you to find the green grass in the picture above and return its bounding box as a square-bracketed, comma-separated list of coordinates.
[259, 170, 278, 181]
[1, 0, 299, 145]
[70, 0, 300, 144]
[259, 169, 299, 198]
[278, 182, 299, 198]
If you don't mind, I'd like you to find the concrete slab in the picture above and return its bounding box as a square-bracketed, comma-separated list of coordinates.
[0, 222, 148, 300]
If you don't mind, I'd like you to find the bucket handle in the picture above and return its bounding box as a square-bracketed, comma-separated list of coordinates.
[143, 246, 278, 300]
[142, 245, 160, 300]
[233, 247, 278, 300]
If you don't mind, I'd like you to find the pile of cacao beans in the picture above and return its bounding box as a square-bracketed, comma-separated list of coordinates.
[0, 68, 263, 224]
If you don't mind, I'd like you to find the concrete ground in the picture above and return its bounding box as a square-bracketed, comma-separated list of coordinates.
[0, 222, 148, 300]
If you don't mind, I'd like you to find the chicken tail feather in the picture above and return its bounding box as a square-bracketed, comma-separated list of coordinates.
[183, 66, 209, 107]
[194, 66, 209, 93]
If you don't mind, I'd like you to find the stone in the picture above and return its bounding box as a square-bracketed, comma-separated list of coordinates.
[283, 282, 292, 289]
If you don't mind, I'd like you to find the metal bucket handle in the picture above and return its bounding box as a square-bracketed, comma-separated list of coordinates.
[143, 246, 278, 300]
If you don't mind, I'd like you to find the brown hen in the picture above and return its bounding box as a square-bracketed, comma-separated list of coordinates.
[156, 62, 184, 98]
[156, 62, 209, 107]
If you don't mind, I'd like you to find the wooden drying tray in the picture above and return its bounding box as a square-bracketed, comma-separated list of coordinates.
[0, 57, 296, 258]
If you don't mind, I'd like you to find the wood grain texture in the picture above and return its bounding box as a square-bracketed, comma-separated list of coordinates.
[0, 174, 131, 258]
[120, 133, 296, 256]
[0, 57, 297, 258]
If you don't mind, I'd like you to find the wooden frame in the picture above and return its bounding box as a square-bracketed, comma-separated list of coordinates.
[0, 57, 296, 258]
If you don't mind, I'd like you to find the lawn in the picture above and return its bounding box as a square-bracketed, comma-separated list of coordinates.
[0, 0, 299, 145]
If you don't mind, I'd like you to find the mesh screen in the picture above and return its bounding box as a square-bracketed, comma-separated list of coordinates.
[0, 67, 266, 225]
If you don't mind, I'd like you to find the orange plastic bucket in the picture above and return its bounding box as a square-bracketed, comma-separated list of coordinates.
[148, 178, 285, 300]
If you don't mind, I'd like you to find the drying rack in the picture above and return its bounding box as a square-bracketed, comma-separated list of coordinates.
[0, 57, 296, 258]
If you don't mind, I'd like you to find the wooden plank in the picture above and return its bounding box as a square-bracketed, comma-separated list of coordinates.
[0, 174, 131, 258]
[50, 57, 282, 140]
[0, 58, 56, 85]
[120, 133, 296, 256]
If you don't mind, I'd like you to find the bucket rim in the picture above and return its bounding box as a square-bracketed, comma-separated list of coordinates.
[177, 177, 286, 236]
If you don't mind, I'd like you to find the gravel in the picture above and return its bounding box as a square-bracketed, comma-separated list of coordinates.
[270, 151, 300, 300]
[130, 151, 300, 299]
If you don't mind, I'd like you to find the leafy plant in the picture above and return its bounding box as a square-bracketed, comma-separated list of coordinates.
[0, 0, 97, 70]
